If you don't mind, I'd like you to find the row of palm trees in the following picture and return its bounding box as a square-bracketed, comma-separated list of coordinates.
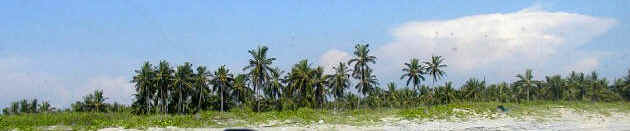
[128, 44, 630, 114]
[128, 44, 397, 114]
[70, 90, 127, 113]
[2, 99, 53, 115]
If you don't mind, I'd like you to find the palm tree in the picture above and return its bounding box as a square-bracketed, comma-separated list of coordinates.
[155, 60, 174, 113]
[439, 82, 456, 104]
[462, 78, 485, 101]
[194, 66, 211, 111]
[545, 75, 566, 100]
[514, 69, 539, 102]
[567, 71, 586, 101]
[312, 66, 328, 108]
[424, 55, 447, 86]
[348, 44, 377, 109]
[286, 60, 315, 107]
[401, 58, 425, 92]
[232, 74, 251, 105]
[212, 65, 234, 112]
[267, 67, 284, 100]
[39, 101, 51, 113]
[89, 90, 107, 112]
[243, 45, 276, 112]
[131, 62, 155, 114]
[327, 62, 351, 110]
[385, 82, 398, 108]
[172, 62, 194, 114]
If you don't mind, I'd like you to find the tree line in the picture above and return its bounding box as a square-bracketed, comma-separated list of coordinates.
[2, 44, 630, 115]
[125, 44, 630, 114]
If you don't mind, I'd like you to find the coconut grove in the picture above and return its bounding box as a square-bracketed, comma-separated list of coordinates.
[2, 44, 630, 130]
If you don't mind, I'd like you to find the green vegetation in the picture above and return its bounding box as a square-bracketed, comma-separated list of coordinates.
[2, 101, 629, 130]
[2, 44, 630, 130]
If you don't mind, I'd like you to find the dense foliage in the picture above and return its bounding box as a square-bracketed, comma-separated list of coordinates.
[122, 44, 630, 114]
[3, 44, 630, 116]
[2, 99, 53, 115]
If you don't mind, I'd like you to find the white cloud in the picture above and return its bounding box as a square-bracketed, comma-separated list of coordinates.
[565, 57, 600, 73]
[373, 6, 616, 83]
[77, 76, 134, 105]
[0, 56, 134, 108]
[319, 49, 351, 73]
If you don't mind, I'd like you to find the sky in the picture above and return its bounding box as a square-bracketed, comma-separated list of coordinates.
[0, 0, 629, 109]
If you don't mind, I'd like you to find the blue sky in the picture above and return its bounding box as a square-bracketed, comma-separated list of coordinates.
[0, 0, 629, 108]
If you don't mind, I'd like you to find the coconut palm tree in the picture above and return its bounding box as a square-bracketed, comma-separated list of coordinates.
[385, 82, 398, 108]
[348, 44, 377, 109]
[39, 101, 51, 113]
[89, 90, 107, 112]
[212, 65, 233, 112]
[424, 55, 447, 86]
[514, 69, 539, 102]
[131, 62, 155, 114]
[544, 75, 566, 100]
[567, 71, 586, 101]
[286, 60, 315, 107]
[194, 66, 211, 111]
[266, 67, 284, 100]
[232, 74, 251, 105]
[244, 45, 276, 112]
[327, 62, 351, 110]
[155, 60, 174, 113]
[438, 82, 456, 104]
[401, 58, 425, 92]
[312, 66, 328, 108]
[462, 78, 485, 101]
[172, 62, 194, 114]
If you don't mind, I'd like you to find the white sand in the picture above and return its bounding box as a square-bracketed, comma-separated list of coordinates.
[99, 108, 630, 131]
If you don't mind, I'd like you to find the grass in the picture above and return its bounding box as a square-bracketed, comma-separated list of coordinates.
[2, 101, 629, 130]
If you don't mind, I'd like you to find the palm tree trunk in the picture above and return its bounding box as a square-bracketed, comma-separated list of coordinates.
[146, 92, 151, 113]
[198, 88, 203, 111]
[179, 88, 183, 114]
[221, 87, 224, 113]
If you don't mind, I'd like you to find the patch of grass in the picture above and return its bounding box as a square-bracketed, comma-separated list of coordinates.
[3, 101, 629, 130]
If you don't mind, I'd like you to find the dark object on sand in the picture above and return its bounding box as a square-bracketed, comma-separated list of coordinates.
[225, 129, 255, 131]
[496, 105, 508, 112]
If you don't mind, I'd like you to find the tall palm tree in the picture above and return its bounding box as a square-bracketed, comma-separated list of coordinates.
[424, 55, 447, 86]
[348, 44, 377, 109]
[266, 67, 284, 100]
[212, 65, 233, 112]
[312, 66, 328, 108]
[327, 62, 351, 109]
[514, 69, 539, 102]
[401, 58, 425, 92]
[172, 62, 194, 114]
[194, 66, 211, 111]
[286, 60, 315, 107]
[155, 60, 174, 113]
[545, 75, 566, 100]
[232, 74, 251, 105]
[132, 62, 155, 114]
[243, 45, 276, 112]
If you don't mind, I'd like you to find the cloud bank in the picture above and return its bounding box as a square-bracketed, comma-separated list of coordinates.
[321, 6, 616, 84]
[0, 56, 134, 108]
[319, 49, 351, 74]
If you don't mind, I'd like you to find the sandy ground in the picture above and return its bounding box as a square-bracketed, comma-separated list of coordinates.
[97, 108, 630, 131]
